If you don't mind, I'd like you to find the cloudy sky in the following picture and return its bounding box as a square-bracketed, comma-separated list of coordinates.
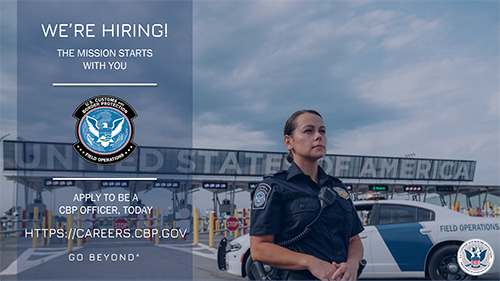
[1, 0, 499, 214]
[192, 1, 499, 186]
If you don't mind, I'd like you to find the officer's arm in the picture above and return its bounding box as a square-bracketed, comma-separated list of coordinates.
[250, 234, 338, 280]
[346, 235, 363, 269]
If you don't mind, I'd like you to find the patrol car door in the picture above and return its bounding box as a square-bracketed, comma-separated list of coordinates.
[354, 203, 375, 275]
[373, 204, 434, 276]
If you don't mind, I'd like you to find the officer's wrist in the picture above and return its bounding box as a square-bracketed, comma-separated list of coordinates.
[303, 255, 321, 271]
[345, 258, 360, 270]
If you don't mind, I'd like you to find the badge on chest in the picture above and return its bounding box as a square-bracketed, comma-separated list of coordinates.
[334, 186, 350, 200]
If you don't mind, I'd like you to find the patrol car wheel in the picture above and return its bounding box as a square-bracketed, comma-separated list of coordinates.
[245, 255, 274, 280]
[245, 254, 257, 280]
[428, 245, 474, 280]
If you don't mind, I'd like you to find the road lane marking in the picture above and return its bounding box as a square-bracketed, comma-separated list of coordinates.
[155, 243, 217, 260]
[0, 247, 81, 275]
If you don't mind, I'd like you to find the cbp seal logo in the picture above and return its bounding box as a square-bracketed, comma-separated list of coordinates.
[253, 183, 271, 210]
[254, 191, 266, 207]
[73, 96, 137, 165]
[457, 239, 495, 276]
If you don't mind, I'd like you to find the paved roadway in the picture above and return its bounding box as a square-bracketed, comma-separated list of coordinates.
[0, 232, 245, 280]
[1, 233, 498, 280]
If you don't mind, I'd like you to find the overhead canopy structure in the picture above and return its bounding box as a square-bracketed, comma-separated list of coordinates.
[2, 140, 497, 215]
[4, 140, 476, 181]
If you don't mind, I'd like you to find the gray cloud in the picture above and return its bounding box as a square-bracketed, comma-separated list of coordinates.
[193, 1, 499, 185]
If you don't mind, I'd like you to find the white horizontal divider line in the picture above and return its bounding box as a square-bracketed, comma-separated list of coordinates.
[52, 82, 157, 87]
[52, 178, 157, 181]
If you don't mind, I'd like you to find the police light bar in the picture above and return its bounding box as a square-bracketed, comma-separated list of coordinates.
[101, 181, 129, 187]
[345, 184, 352, 190]
[370, 185, 388, 191]
[154, 181, 180, 188]
[249, 183, 259, 189]
[404, 185, 423, 192]
[203, 182, 228, 189]
[436, 186, 455, 192]
[45, 179, 74, 187]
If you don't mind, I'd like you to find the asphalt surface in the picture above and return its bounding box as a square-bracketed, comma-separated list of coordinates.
[1, 232, 498, 281]
[0, 232, 246, 280]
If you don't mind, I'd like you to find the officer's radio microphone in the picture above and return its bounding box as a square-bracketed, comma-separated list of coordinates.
[318, 185, 337, 209]
[277, 186, 337, 247]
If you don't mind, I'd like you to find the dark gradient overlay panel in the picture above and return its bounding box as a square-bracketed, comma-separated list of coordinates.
[17, 1, 193, 280]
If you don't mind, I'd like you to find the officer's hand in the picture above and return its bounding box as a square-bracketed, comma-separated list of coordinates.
[307, 258, 339, 281]
[331, 261, 359, 281]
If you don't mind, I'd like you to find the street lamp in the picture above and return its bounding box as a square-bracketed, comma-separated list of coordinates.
[0, 133, 10, 141]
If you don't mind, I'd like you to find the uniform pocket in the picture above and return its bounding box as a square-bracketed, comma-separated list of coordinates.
[282, 197, 320, 237]
[284, 197, 320, 214]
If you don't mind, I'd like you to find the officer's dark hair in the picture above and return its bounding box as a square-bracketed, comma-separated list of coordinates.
[284, 109, 323, 163]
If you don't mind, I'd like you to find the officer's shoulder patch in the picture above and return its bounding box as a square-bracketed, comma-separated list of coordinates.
[334, 186, 350, 200]
[264, 170, 286, 179]
[253, 183, 272, 210]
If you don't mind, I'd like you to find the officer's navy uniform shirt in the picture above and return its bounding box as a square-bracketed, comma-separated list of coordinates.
[250, 162, 364, 277]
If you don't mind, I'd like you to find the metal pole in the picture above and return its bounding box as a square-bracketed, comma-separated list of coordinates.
[14, 181, 18, 237]
[155, 207, 160, 244]
[193, 207, 199, 245]
[47, 210, 53, 245]
[234, 208, 239, 238]
[33, 206, 39, 248]
[77, 208, 82, 247]
[67, 214, 74, 252]
[454, 187, 460, 209]
[209, 212, 214, 248]
[482, 187, 489, 209]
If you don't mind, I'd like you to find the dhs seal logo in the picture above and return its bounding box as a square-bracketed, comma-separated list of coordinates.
[457, 238, 495, 276]
[73, 96, 137, 165]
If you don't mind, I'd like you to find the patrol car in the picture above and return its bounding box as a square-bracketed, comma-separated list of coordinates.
[217, 200, 500, 280]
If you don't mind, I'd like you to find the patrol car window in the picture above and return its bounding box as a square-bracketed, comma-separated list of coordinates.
[355, 204, 373, 226]
[417, 207, 435, 222]
[378, 205, 417, 225]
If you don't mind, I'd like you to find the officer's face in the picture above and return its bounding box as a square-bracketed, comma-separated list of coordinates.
[285, 113, 327, 162]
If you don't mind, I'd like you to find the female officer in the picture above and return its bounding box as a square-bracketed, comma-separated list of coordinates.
[250, 110, 364, 281]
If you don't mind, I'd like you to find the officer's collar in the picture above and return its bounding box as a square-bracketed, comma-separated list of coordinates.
[287, 162, 330, 186]
[286, 162, 303, 180]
